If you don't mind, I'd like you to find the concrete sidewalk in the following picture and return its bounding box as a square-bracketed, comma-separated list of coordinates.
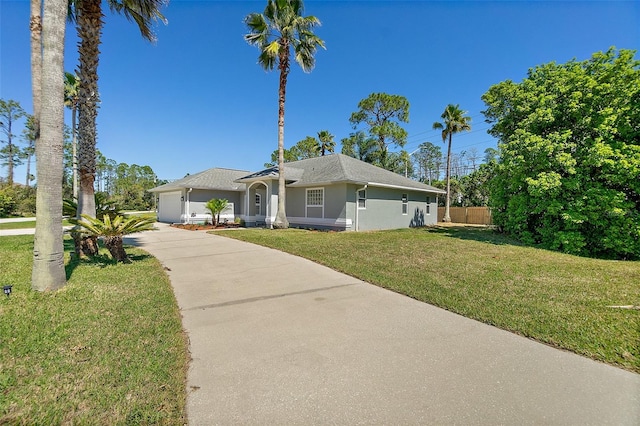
[127, 223, 640, 425]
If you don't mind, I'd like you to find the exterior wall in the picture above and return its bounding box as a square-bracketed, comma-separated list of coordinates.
[285, 184, 351, 230]
[156, 189, 243, 224]
[239, 180, 439, 231]
[348, 185, 438, 231]
[187, 190, 240, 213]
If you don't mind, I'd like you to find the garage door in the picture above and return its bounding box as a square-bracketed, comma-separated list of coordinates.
[158, 191, 182, 223]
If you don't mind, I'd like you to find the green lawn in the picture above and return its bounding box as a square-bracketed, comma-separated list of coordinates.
[0, 236, 188, 424]
[218, 226, 640, 373]
[0, 220, 71, 230]
[0, 213, 155, 230]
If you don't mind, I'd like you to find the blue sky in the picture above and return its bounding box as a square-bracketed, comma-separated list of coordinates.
[1, 0, 639, 181]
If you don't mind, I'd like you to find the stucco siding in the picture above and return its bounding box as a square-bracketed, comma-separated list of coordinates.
[286, 184, 348, 220]
[325, 184, 348, 219]
[188, 190, 242, 216]
[351, 185, 438, 231]
[285, 187, 306, 218]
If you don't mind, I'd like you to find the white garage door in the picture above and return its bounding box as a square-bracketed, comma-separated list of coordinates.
[158, 191, 182, 223]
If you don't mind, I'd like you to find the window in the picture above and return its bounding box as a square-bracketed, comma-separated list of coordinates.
[358, 189, 366, 209]
[402, 193, 408, 215]
[306, 188, 323, 206]
[255, 194, 261, 215]
[426, 196, 431, 214]
[306, 188, 324, 218]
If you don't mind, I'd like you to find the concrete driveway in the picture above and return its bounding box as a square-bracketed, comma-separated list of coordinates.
[127, 223, 640, 425]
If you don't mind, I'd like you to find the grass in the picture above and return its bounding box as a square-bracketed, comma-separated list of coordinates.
[0, 212, 156, 230]
[0, 235, 188, 424]
[0, 220, 72, 230]
[218, 226, 640, 373]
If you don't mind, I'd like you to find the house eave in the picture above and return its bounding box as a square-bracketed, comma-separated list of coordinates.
[286, 179, 444, 194]
[367, 182, 446, 194]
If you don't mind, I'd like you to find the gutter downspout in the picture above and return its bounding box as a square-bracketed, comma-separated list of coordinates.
[355, 184, 367, 232]
[184, 188, 193, 224]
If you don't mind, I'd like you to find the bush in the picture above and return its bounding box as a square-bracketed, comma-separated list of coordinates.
[483, 49, 640, 259]
[0, 188, 16, 217]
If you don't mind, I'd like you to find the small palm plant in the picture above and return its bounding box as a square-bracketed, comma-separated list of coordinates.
[71, 214, 155, 263]
[205, 198, 229, 226]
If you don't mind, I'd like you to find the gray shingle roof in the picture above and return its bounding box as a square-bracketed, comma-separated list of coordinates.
[237, 154, 445, 194]
[149, 168, 250, 192]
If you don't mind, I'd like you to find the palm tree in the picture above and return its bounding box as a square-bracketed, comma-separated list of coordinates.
[31, 0, 68, 291]
[64, 71, 80, 200]
[316, 130, 335, 156]
[72, 214, 155, 263]
[244, 0, 325, 229]
[433, 104, 471, 222]
[70, 0, 167, 255]
[205, 198, 229, 226]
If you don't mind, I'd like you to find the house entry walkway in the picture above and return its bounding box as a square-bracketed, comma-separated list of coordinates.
[126, 223, 640, 425]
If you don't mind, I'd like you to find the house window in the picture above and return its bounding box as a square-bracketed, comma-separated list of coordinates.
[358, 189, 366, 209]
[426, 196, 431, 214]
[255, 194, 261, 216]
[402, 193, 408, 215]
[306, 188, 324, 218]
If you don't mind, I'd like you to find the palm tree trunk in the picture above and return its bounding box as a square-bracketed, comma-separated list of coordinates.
[76, 0, 101, 221]
[75, 0, 102, 256]
[72, 106, 78, 200]
[273, 46, 290, 229]
[32, 0, 67, 291]
[29, 0, 42, 142]
[444, 133, 452, 222]
[105, 236, 130, 263]
[27, 0, 40, 197]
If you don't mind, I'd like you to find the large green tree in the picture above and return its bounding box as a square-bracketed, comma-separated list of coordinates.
[0, 100, 27, 186]
[413, 141, 442, 184]
[70, 0, 167, 256]
[341, 131, 379, 164]
[349, 93, 409, 170]
[264, 136, 321, 167]
[245, 0, 325, 229]
[433, 104, 471, 222]
[31, 0, 68, 291]
[482, 48, 640, 259]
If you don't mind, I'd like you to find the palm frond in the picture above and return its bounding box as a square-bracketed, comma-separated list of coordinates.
[107, 0, 168, 43]
[71, 214, 155, 237]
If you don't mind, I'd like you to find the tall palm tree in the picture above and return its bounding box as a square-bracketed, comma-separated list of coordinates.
[244, 0, 325, 229]
[70, 0, 167, 255]
[433, 104, 471, 222]
[29, 0, 42, 143]
[316, 130, 335, 156]
[64, 71, 79, 200]
[31, 0, 68, 291]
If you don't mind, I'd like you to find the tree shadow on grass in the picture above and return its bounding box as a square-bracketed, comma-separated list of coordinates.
[64, 239, 152, 279]
[416, 224, 527, 247]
